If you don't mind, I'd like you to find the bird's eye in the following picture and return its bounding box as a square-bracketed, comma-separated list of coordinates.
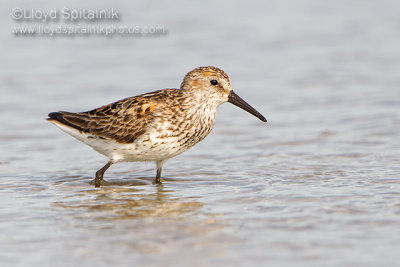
[210, 80, 218, 85]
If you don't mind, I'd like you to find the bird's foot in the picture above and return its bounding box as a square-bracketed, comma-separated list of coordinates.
[152, 178, 162, 185]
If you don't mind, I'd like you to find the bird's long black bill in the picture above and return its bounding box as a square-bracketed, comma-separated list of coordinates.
[228, 91, 267, 122]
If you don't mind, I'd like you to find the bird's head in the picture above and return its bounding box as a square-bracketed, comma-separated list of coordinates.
[181, 66, 267, 122]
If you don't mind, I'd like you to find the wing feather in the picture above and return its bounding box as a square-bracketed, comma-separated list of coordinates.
[48, 89, 181, 144]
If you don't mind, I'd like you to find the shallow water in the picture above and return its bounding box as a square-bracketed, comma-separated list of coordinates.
[1, 0, 400, 266]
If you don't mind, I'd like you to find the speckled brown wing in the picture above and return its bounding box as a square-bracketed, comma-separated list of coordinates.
[48, 89, 180, 144]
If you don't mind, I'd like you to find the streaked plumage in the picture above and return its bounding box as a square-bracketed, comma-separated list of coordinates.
[48, 66, 266, 187]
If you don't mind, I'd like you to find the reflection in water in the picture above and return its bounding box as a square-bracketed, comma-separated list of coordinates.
[53, 177, 204, 220]
[50, 176, 232, 258]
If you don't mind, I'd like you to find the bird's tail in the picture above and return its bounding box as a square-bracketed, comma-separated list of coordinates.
[47, 111, 89, 132]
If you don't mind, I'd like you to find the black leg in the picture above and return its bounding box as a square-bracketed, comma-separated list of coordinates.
[153, 167, 162, 184]
[95, 161, 112, 187]
[153, 160, 166, 185]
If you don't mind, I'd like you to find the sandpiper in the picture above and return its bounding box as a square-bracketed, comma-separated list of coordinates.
[47, 66, 266, 187]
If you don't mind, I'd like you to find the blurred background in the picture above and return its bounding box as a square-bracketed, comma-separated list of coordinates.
[1, 0, 399, 266]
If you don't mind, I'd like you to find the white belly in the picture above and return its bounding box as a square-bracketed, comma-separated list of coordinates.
[51, 120, 192, 163]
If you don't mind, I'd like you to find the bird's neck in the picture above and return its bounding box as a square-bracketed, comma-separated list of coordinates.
[182, 89, 222, 111]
